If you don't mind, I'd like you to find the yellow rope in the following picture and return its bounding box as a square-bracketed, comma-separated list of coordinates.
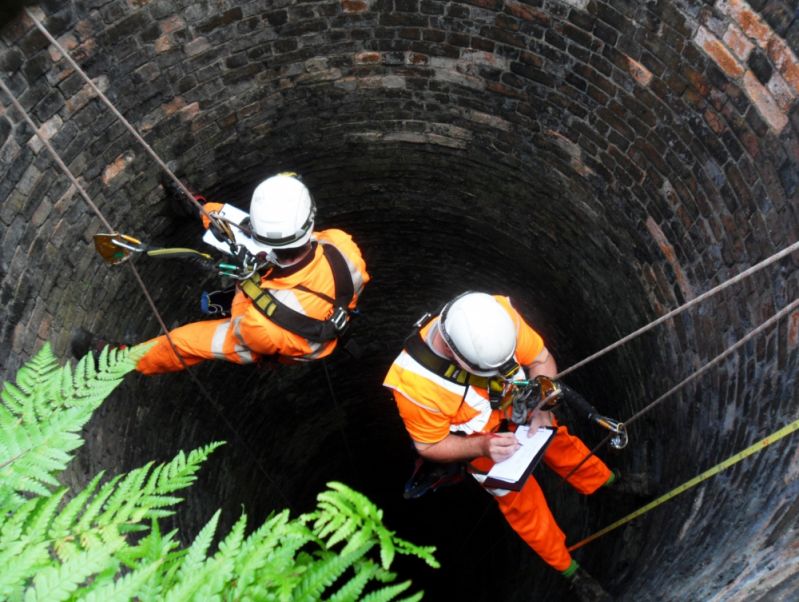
[568, 417, 799, 551]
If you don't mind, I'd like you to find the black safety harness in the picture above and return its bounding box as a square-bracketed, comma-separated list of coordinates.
[403, 321, 492, 389]
[239, 242, 355, 343]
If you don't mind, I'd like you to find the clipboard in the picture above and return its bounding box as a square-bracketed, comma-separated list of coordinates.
[482, 426, 556, 491]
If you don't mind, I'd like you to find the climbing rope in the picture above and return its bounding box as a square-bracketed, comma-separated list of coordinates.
[560, 294, 799, 485]
[0, 74, 294, 512]
[556, 245, 799, 379]
[23, 8, 213, 225]
[568, 414, 799, 552]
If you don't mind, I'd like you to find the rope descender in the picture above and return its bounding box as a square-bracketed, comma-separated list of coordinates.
[93, 232, 214, 265]
[507, 375, 629, 449]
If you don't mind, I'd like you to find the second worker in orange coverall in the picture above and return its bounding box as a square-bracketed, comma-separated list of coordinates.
[384, 291, 613, 601]
[134, 173, 370, 374]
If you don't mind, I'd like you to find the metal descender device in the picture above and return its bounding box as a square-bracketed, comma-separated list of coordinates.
[508, 375, 629, 449]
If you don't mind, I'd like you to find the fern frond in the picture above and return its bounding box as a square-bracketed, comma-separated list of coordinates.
[74, 475, 124, 532]
[377, 527, 396, 569]
[230, 511, 298, 598]
[50, 473, 104, 555]
[0, 538, 50, 598]
[326, 558, 381, 602]
[157, 442, 225, 493]
[25, 488, 68, 542]
[359, 580, 415, 602]
[0, 344, 137, 507]
[175, 510, 220, 585]
[393, 539, 440, 569]
[293, 544, 372, 602]
[97, 462, 155, 525]
[77, 560, 161, 602]
[216, 513, 246, 563]
[25, 538, 122, 602]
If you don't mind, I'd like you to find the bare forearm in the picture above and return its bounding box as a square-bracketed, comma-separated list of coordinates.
[415, 434, 487, 463]
[525, 347, 558, 378]
[415, 431, 520, 463]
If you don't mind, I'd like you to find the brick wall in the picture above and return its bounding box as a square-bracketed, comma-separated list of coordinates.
[0, 1, 798, 599]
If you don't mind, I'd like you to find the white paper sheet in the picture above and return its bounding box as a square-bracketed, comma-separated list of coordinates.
[485, 427, 554, 483]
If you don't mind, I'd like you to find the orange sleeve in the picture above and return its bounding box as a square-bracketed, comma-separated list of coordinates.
[392, 390, 452, 444]
[495, 296, 545, 366]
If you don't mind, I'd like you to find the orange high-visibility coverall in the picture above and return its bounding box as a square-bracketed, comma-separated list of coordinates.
[383, 296, 611, 572]
[136, 228, 369, 374]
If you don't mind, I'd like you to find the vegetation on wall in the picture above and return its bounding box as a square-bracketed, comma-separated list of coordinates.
[0, 344, 438, 600]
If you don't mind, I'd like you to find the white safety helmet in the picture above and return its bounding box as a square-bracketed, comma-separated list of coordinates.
[439, 292, 518, 377]
[245, 173, 315, 253]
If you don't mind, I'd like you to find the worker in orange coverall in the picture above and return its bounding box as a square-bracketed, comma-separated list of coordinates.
[134, 173, 370, 374]
[383, 291, 613, 601]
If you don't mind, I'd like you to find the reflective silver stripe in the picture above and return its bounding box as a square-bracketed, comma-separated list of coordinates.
[303, 340, 325, 359]
[392, 351, 492, 433]
[320, 240, 364, 297]
[449, 387, 491, 434]
[230, 317, 255, 364]
[232, 316, 247, 345]
[211, 321, 231, 360]
[271, 287, 305, 312]
[234, 344, 254, 364]
[384, 385, 442, 415]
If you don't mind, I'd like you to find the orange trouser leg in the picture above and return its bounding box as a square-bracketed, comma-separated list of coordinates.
[135, 319, 257, 375]
[543, 425, 612, 494]
[494, 475, 572, 571]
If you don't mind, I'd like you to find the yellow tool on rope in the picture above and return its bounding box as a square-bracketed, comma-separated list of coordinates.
[568, 416, 799, 551]
[94, 233, 213, 266]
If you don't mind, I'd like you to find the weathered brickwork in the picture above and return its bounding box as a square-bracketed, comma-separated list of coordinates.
[693, 0, 799, 133]
[0, 0, 798, 600]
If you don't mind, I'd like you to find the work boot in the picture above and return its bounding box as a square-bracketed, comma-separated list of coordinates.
[70, 327, 127, 360]
[605, 469, 655, 498]
[161, 173, 199, 218]
[566, 565, 612, 602]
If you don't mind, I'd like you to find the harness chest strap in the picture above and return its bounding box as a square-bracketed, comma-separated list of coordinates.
[240, 243, 355, 343]
[403, 330, 491, 389]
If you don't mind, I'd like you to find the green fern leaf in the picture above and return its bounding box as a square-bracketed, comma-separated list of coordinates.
[0, 538, 50, 598]
[393, 540, 440, 569]
[50, 473, 104, 544]
[157, 442, 225, 493]
[175, 510, 220, 584]
[326, 559, 380, 602]
[293, 544, 372, 602]
[97, 463, 154, 525]
[25, 488, 67, 542]
[24, 538, 122, 601]
[216, 513, 246, 562]
[0, 344, 137, 507]
[326, 517, 359, 549]
[77, 560, 161, 602]
[358, 580, 414, 602]
[377, 527, 396, 569]
[74, 475, 123, 532]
